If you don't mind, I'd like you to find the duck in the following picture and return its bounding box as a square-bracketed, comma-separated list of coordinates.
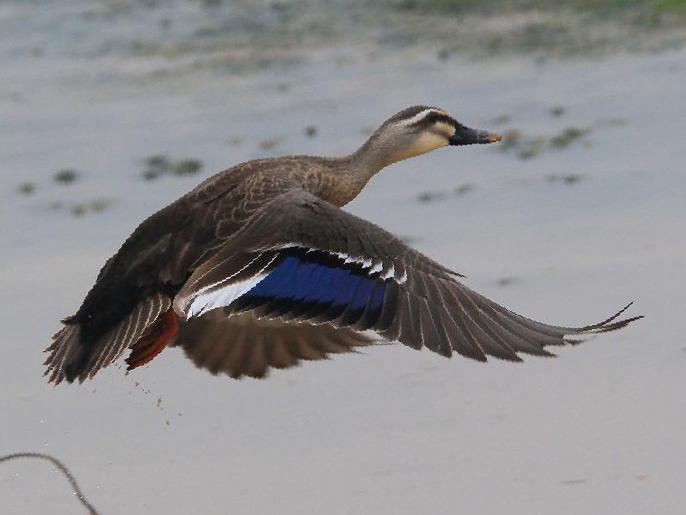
[44, 105, 641, 384]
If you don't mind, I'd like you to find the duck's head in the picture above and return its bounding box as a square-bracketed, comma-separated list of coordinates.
[356, 105, 501, 169]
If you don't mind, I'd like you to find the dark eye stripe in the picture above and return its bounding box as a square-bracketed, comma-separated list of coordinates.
[427, 113, 455, 126]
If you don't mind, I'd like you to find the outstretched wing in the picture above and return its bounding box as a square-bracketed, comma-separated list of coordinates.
[174, 189, 641, 367]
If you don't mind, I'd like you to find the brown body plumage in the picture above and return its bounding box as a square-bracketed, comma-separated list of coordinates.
[45, 106, 641, 384]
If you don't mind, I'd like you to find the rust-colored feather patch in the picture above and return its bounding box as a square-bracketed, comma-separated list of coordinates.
[126, 308, 178, 370]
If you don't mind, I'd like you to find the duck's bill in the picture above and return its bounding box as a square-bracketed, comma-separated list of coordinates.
[449, 124, 502, 146]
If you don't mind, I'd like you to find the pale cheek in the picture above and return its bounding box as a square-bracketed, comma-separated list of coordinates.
[383, 131, 449, 166]
[402, 132, 447, 158]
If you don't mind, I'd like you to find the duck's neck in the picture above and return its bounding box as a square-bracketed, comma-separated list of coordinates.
[325, 136, 395, 206]
[313, 155, 369, 207]
[349, 135, 401, 177]
[318, 150, 386, 206]
[320, 133, 425, 206]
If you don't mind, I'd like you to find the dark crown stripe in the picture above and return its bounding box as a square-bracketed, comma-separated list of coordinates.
[406, 111, 455, 129]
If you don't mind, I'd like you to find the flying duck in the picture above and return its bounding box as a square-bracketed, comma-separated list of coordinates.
[45, 106, 641, 384]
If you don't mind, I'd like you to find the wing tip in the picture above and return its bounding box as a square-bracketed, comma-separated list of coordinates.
[578, 301, 643, 335]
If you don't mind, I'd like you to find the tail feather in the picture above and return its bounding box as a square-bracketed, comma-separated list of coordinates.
[44, 293, 172, 384]
[43, 325, 81, 385]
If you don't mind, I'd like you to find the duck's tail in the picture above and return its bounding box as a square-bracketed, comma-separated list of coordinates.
[44, 293, 175, 384]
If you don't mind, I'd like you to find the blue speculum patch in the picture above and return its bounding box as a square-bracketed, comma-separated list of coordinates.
[239, 249, 387, 324]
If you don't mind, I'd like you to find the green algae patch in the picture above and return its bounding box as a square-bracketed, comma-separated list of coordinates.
[17, 182, 36, 195]
[54, 169, 80, 185]
[172, 159, 203, 176]
[141, 154, 204, 180]
[69, 198, 113, 217]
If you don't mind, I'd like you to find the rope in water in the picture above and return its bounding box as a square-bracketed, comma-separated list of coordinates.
[0, 452, 99, 515]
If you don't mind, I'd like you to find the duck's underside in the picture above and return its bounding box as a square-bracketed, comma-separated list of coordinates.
[44, 190, 641, 384]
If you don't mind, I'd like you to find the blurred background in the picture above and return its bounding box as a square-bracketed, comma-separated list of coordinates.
[1, 1, 685, 513]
